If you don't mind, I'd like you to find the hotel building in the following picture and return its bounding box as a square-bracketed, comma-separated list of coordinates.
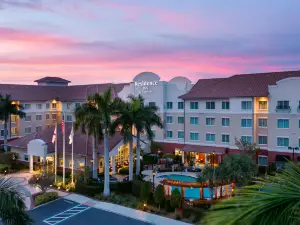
[2, 70, 300, 172]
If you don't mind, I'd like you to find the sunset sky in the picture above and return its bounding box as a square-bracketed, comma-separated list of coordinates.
[1, 0, 300, 84]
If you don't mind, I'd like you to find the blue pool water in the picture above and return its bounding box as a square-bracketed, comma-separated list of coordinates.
[158, 174, 198, 182]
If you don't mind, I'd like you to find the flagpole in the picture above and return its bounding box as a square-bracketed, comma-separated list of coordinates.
[63, 112, 65, 186]
[54, 122, 57, 184]
[71, 121, 74, 184]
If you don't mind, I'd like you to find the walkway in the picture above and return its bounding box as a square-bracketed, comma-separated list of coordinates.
[64, 193, 191, 225]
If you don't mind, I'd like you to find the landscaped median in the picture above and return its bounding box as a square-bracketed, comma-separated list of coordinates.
[34, 192, 59, 206]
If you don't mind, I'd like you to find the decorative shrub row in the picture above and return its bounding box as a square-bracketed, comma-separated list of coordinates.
[35, 192, 59, 206]
[0, 164, 9, 173]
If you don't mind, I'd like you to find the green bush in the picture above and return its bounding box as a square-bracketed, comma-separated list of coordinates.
[267, 162, 276, 175]
[164, 200, 174, 212]
[170, 188, 182, 209]
[35, 192, 59, 206]
[57, 170, 72, 178]
[75, 183, 104, 196]
[140, 181, 152, 202]
[154, 184, 165, 210]
[118, 166, 136, 175]
[258, 166, 267, 175]
[116, 181, 132, 194]
[132, 180, 142, 197]
[0, 164, 9, 173]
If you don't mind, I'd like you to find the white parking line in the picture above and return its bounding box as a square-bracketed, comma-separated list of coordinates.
[43, 204, 91, 225]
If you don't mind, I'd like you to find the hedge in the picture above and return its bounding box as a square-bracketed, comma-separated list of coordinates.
[132, 180, 142, 197]
[35, 192, 59, 206]
[0, 164, 9, 173]
[118, 166, 136, 175]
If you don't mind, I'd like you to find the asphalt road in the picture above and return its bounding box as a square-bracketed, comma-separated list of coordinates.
[27, 198, 152, 225]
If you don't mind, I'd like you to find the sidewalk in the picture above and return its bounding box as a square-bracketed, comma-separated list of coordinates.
[64, 193, 192, 225]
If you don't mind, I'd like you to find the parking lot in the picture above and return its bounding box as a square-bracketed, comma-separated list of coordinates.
[28, 199, 152, 225]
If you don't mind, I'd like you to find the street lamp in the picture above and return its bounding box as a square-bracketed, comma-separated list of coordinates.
[288, 146, 299, 162]
[152, 171, 156, 191]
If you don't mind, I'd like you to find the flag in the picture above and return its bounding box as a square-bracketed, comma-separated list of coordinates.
[69, 126, 74, 145]
[52, 127, 56, 144]
[61, 120, 65, 133]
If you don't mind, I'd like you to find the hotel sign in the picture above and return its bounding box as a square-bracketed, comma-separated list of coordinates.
[134, 80, 159, 94]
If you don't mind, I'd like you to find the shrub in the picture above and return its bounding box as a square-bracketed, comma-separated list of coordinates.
[0, 164, 9, 173]
[75, 183, 104, 196]
[132, 180, 142, 197]
[118, 167, 129, 175]
[267, 162, 276, 175]
[170, 188, 182, 209]
[258, 166, 267, 175]
[192, 200, 211, 209]
[164, 200, 174, 212]
[28, 174, 54, 193]
[116, 181, 132, 194]
[154, 184, 165, 210]
[35, 192, 59, 206]
[140, 181, 152, 202]
[57, 170, 72, 178]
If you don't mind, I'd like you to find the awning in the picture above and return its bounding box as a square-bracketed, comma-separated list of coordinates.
[182, 144, 225, 154]
[275, 155, 290, 162]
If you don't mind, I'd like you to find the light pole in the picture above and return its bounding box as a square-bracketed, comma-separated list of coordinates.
[288, 146, 299, 162]
[152, 171, 156, 191]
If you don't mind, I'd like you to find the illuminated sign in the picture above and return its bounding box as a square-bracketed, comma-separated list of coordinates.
[134, 81, 159, 86]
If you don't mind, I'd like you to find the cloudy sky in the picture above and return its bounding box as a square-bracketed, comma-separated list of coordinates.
[0, 0, 300, 84]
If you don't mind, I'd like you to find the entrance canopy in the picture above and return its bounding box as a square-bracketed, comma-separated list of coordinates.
[27, 139, 48, 157]
[182, 144, 225, 154]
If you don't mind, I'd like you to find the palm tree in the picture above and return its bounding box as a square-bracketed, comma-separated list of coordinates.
[0, 94, 25, 152]
[111, 101, 136, 181]
[87, 87, 120, 196]
[202, 165, 215, 201]
[0, 176, 33, 225]
[74, 102, 103, 179]
[204, 162, 300, 225]
[127, 95, 163, 176]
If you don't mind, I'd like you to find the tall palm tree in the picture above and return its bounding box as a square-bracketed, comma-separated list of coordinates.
[0, 176, 33, 225]
[127, 95, 163, 176]
[87, 87, 120, 196]
[204, 162, 300, 225]
[74, 103, 103, 179]
[0, 94, 25, 152]
[111, 100, 137, 181]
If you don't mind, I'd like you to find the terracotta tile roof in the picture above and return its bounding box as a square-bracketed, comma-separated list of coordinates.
[180, 70, 300, 100]
[0, 83, 127, 102]
[7, 123, 123, 157]
[34, 77, 71, 84]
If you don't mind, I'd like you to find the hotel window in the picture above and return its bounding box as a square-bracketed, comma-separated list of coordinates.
[11, 127, 17, 135]
[190, 132, 199, 141]
[258, 101, 268, 110]
[258, 156, 268, 166]
[24, 154, 29, 161]
[166, 116, 173, 124]
[36, 126, 42, 132]
[241, 135, 252, 143]
[277, 101, 290, 110]
[190, 117, 199, 125]
[36, 115, 42, 121]
[67, 103, 73, 109]
[11, 115, 17, 123]
[46, 103, 50, 109]
[190, 102, 199, 110]
[52, 103, 57, 109]
[46, 114, 50, 120]
[206, 117, 215, 126]
[25, 127, 31, 134]
[75, 103, 81, 108]
[25, 116, 31, 122]
[258, 118, 268, 127]
[0, 129, 4, 137]
[178, 102, 184, 109]
[206, 133, 216, 142]
[166, 130, 173, 138]
[222, 118, 230, 127]
[206, 101, 215, 110]
[277, 137, 289, 147]
[241, 101, 252, 110]
[52, 114, 57, 120]
[24, 104, 31, 110]
[241, 118, 252, 128]
[258, 136, 268, 145]
[222, 101, 230, 110]
[178, 116, 184, 124]
[178, 131, 184, 139]
[277, 119, 289, 129]
[67, 115, 73, 122]
[222, 134, 230, 143]
[36, 104, 42, 109]
[149, 102, 156, 107]
[166, 102, 173, 109]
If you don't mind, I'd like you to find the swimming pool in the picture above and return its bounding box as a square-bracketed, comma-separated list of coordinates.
[157, 174, 197, 182]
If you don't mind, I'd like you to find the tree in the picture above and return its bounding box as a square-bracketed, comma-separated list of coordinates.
[128, 95, 163, 176]
[204, 162, 300, 225]
[28, 173, 54, 193]
[0, 94, 25, 152]
[0, 176, 33, 225]
[86, 87, 120, 197]
[170, 188, 182, 209]
[221, 154, 257, 186]
[154, 184, 165, 211]
[140, 181, 152, 202]
[74, 102, 103, 180]
[202, 165, 215, 200]
[235, 138, 260, 159]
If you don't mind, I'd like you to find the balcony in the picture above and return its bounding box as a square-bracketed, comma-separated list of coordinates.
[276, 105, 291, 113]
